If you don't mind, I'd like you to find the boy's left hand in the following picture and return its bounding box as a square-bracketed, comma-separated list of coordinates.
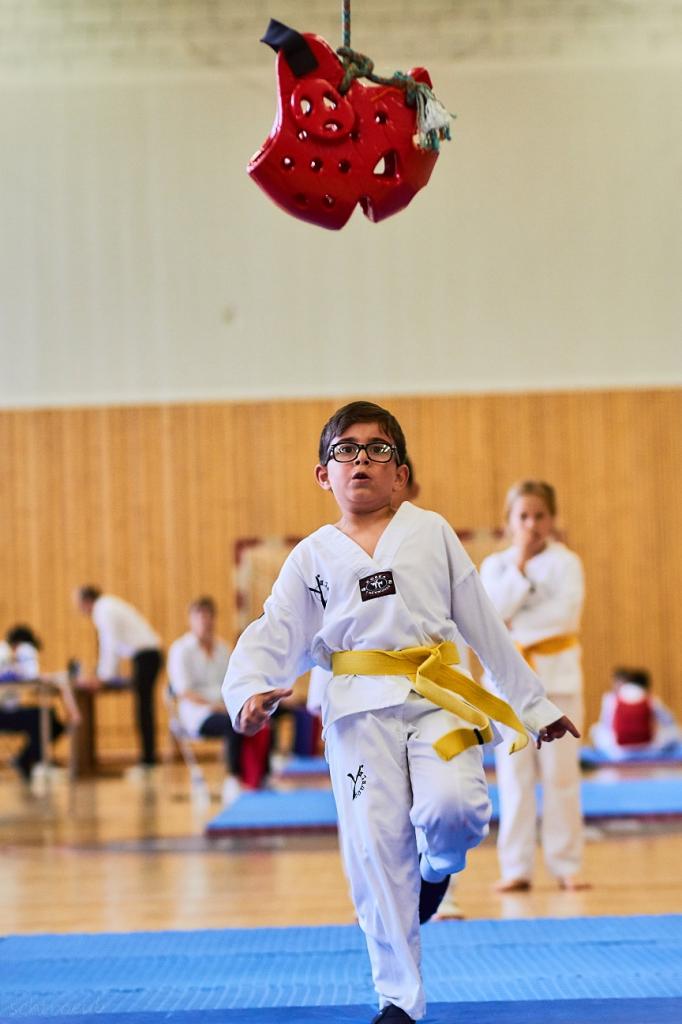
[536, 716, 580, 748]
[239, 688, 294, 735]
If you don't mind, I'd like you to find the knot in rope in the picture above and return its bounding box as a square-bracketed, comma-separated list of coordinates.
[390, 71, 419, 108]
[336, 46, 375, 94]
[335, 45, 453, 151]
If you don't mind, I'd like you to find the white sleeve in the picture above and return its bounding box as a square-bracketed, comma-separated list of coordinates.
[167, 641, 192, 697]
[598, 692, 616, 729]
[479, 555, 533, 621]
[652, 696, 676, 729]
[222, 552, 315, 729]
[306, 666, 330, 716]
[93, 606, 120, 680]
[15, 643, 40, 679]
[452, 570, 564, 734]
[522, 555, 584, 636]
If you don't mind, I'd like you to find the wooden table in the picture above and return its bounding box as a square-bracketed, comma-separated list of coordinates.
[72, 679, 131, 777]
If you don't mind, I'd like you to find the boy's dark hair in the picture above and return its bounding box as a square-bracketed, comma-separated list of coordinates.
[78, 585, 102, 603]
[6, 624, 42, 650]
[318, 401, 407, 466]
[189, 595, 217, 615]
[613, 667, 651, 690]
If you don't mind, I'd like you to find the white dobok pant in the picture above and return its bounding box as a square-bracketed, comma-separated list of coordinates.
[326, 693, 491, 1021]
[494, 692, 584, 882]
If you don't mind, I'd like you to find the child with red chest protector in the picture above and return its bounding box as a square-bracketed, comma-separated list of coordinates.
[591, 667, 681, 759]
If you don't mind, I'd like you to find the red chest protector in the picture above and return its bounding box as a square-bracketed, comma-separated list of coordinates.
[613, 693, 654, 746]
[248, 21, 443, 230]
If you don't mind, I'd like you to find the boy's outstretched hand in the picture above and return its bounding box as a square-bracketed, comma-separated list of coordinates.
[239, 688, 294, 735]
[536, 716, 580, 748]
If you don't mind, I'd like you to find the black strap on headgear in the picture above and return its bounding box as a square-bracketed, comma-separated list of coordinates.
[260, 19, 318, 77]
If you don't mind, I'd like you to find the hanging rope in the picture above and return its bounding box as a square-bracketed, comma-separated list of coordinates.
[336, 45, 453, 151]
[342, 0, 351, 48]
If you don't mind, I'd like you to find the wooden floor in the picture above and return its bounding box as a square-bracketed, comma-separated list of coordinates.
[2, 760, 682, 935]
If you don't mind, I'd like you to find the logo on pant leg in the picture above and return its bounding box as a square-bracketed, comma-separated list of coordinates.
[347, 763, 367, 800]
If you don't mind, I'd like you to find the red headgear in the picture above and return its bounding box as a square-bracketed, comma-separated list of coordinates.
[248, 21, 445, 230]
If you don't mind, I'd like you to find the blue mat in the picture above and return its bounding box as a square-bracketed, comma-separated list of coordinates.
[279, 755, 330, 776]
[206, 777, 682, 835]
[207, 788, 339, 833]
[581, 742, 682, 766]
[2, 916, 681, 1021]
[7, 1001, 682, 1023]
[282, 745, 682, 776]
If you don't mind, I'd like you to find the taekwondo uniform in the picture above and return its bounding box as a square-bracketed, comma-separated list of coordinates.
[223, 502, 563, 1021]
[168, 632, 232, 738]
[480, 540, 584, 884]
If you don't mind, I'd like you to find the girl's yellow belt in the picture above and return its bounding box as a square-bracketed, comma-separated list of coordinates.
[331, 641, 529, 762]
[516, 633, 580, 669]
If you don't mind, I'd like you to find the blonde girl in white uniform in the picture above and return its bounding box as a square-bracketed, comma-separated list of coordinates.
[481, 480, 588, 892]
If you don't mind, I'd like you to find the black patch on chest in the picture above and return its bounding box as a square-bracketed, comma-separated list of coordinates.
[359, 570, 397, 602]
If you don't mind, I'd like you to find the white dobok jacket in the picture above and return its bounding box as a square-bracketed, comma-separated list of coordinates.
[480, 540, 584, 698]
[223, 503, 562, 742]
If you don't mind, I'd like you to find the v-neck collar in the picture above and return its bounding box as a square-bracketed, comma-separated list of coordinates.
[322, 501, 414, 570]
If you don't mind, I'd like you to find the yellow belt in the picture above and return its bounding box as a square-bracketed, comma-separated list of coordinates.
[331, 641, 528, 761]
[516, 633, 579, 670]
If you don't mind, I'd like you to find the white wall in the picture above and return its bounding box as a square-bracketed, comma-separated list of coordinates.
[1, 1, 681, 408]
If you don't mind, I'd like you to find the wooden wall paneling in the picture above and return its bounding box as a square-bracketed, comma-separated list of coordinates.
[571, 391, 622, 725]
[192, 404, 230, 626]
[93, 407, 116, 593]
[650, 390, 682, 712]
[615, 391, 666, 691]
[95, 407, 136, 757]
[33, 413, 65, 663]
[553, 391, 606, 728]
[16, 414, 36, 622]
[1, 388, 680, 764]
[1, 415, 25, 625]
[163, 404, 197, 635]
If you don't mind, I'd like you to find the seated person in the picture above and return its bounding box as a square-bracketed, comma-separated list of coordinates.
[0, 625, 66, 783]
[590, 667, 681, 759]
[168, 596, 244, 803]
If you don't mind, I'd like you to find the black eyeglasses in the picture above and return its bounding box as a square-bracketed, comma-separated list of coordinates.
[327, 441, 397, 464]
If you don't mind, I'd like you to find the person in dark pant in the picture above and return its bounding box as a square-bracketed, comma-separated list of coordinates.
[73, 586, 163, 771]
[0, 625, 66, 783]
[168, 595, 243, 805]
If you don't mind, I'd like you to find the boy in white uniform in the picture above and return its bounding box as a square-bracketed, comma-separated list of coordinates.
[223, 402, 578, 1024]
[480, 481, 586, 892]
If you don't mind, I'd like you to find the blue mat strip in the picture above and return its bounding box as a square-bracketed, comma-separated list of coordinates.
[2, 917, 681, 1017]
[9, 1000, 682, 1024]
[580, 742, 682, 765]
[207, 777, 682, 834]
[279, 755, 329, 776]
[281, 744, 682, 776]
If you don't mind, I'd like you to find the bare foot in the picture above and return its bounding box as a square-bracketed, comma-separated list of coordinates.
[558, 875, 591, 891]
[494, 877, 532, 893]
